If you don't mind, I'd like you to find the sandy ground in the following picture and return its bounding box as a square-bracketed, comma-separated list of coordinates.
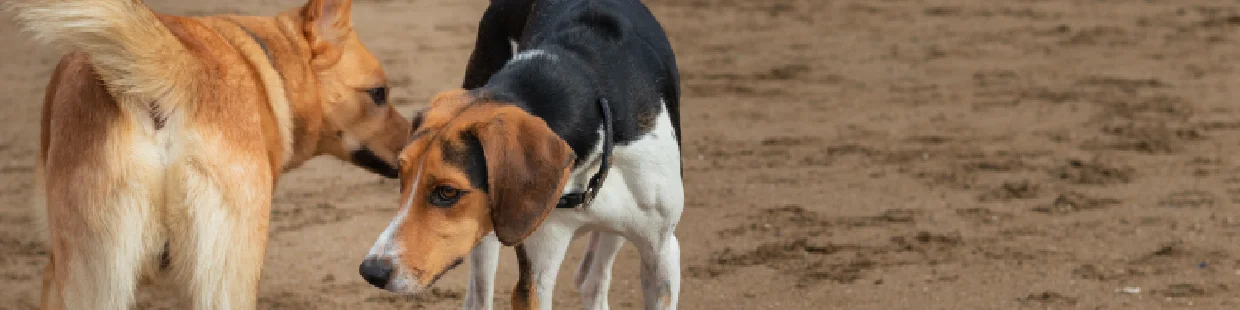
[4, 0, 1240, 308]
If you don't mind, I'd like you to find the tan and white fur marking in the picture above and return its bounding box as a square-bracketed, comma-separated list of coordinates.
[362, 0, 683, 308]
[370, 103, 684, 310]
[9, 0, 411, 308]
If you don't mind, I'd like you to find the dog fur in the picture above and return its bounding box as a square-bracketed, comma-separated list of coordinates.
[360, 0, 683, 309]
[7, 0, 410, 308]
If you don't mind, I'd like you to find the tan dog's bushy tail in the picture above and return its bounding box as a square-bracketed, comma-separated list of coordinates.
[7, 0, 200, 109]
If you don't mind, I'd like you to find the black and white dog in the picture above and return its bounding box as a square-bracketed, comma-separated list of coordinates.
[359, 0, 683, 309]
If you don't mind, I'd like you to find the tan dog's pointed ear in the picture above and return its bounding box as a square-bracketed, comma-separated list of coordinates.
[302, 0, 354, 66]
[475, 108, 576, 246]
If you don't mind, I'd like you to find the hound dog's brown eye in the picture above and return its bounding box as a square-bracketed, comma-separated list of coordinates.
[429, 185, 464, 207]
[365, 86, 388, 106]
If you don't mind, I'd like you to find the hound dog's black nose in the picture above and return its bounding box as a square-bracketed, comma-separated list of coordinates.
[359, 257, 394, 289]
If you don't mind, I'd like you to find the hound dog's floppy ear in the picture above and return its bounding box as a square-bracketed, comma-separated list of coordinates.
[474, 108, 576, 245]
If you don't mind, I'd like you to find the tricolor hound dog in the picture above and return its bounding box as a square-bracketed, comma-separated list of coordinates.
[359, 0, 683, 309]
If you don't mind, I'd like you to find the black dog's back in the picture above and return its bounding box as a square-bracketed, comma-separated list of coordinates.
[462, 0, 681, 149]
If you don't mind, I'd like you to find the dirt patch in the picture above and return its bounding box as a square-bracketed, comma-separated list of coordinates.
[1017, 291, 1078, 307]
[363, 288, 464, 307]
[701, 226, 965, 287]
[1048, 159, 1135, 185]
[955, 207, 1015, 224]
[977, 180, 1042, 202]
[1158, 190, 1217, 208]
[5, 0, 1240, 309]
[1032, 191, 1122, 215]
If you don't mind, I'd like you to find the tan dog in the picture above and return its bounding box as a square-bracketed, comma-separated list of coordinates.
[6, 0, 410, 308]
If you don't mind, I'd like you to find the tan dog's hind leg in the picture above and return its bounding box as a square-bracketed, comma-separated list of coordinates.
[164, 150, 272, 310]
[42, 115, 165, 309]
[43, 157, 163, 309]
[39, 51, 167, 309]
[35, 173, 60, 310]
[40, 254, 60, 310]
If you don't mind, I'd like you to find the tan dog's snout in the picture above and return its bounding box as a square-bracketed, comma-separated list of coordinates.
[316, 99, 410, 178]
[349, 147, 399, 178]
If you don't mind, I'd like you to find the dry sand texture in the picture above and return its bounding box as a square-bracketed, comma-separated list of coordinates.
[3, 0, 1240, 308]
